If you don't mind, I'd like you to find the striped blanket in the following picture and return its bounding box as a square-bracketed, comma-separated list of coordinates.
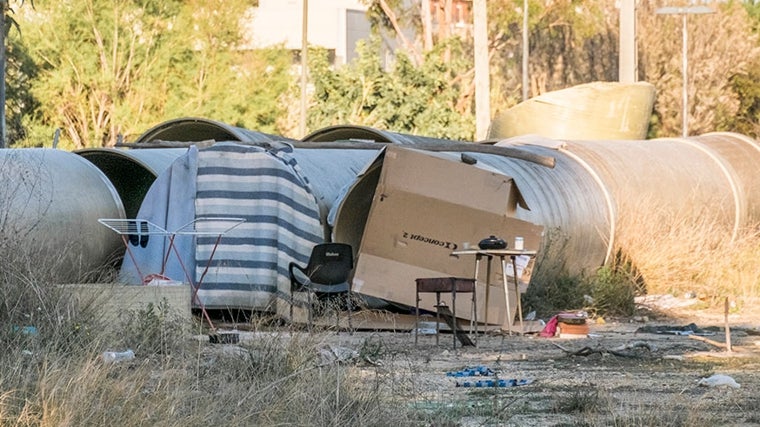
[194, 143, 323, 311]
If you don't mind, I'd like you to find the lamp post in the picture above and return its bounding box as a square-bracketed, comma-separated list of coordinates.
[655, 5, 714, 137]
[618, 0, 636, 84]
[522, 0, 529, 101]
[299, 0, 308, 138]
[473, 0, 489, 141]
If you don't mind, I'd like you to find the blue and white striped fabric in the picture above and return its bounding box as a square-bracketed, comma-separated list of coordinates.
[194, 143, 323, 311]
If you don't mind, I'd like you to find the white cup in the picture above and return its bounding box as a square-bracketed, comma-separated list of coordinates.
[514, 237, 524, 251]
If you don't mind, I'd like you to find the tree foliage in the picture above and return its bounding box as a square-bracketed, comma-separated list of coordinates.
[719, 1, 760, 136]
[5, 27, 37, 144]
[6, 0, 760, 145]
[308, 37, 474, 140]
[15, 0, 292, 148]
[638, 0, 760, 137]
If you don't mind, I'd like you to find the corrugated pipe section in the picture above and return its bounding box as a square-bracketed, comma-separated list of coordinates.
[492, 132, 760, 278]
[77, 117, 299, 219]
[75, 148, 188, 218]
[134, 117, 295, 145]
[327, 128, 760, 290]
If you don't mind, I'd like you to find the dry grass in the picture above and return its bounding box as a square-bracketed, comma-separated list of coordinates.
[3, 204, 760, 426]
[1, 282, 758, 427]
[614, 196, 760, 307]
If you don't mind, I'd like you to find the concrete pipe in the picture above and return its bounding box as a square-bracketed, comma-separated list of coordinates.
[75, 148, 188, 218]
[0, 148, 125, 282]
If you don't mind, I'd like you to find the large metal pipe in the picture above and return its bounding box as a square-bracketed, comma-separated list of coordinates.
[331, 130, 760, 290]
[134, 116, 294, 144]
[76, 117, 298, 220]
[118, 120, 760, 311]
[119, 144, 379, 310]
[0, 149, 125, 282]
[75, 148, 187, 218]
[488, 82, 656, 141]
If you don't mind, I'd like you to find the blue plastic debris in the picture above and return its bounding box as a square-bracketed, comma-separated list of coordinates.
[12, 326, 38, 336]
[456, 379, 533, 388]
[446, 365, 495, 377]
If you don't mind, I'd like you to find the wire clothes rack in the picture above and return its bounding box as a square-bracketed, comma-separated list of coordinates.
[99, 217, 246, 332]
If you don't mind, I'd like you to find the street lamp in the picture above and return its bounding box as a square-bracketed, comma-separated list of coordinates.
[522, 0, 529, 101]
[655, 5, 714, 137]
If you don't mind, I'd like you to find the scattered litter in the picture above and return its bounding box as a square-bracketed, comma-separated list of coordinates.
[317, 345, 359, 366]
[456, 379, 533, 388]
[636, 323, 716, 336]
[553, 341, 656, 358]
[697, 374, 740, 389]
[446, 365, 494, 377]
[524, 311, 536, 321]
[12, 326, 38, 336]
[209, 331, 240, 344]
[413, 327, 438, 336]
[102, 349, 135, 363]
[413, 321, 440, 336]
[540, 315, 559, 338]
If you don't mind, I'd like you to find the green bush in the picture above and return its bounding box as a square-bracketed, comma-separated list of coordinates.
[523, 273, 591, 317]
[118, 298, 189, 356]
[588, 266, 637, 317]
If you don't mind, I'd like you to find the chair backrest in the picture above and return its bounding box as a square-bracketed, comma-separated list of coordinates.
[306, 243, 354, 285]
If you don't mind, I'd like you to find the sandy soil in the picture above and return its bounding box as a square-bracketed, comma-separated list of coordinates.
[227, 295, 760, 426]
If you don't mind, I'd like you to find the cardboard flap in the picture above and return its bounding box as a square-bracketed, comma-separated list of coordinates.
[379, 146, 523, 215]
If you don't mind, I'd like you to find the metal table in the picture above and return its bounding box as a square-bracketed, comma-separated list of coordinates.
[450, 248, 537, 335]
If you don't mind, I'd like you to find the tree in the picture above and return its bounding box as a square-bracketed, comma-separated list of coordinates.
[1, 0, 38, 148]
[16, 0, 292, 148]
[637, 0, 760, 137]
[362, 0, 760, 139]
[4, 31, 37, 146]
[717, 1, 760, 138]
[308, 37, 474, 140]
[723, 60, 760, 137]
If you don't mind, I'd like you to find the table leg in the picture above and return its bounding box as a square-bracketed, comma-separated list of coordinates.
[500, 256, 512, 335]
[473, 254, 482, 332]
[511, 255, 524, 334]
[484, 256, 492, 327]
[435, 292, 441, 346]
[452, 284, 457, 350]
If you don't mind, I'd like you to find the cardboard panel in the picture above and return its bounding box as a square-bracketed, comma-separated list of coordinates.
[352, 146, 545, 329]
[379, 147, 524, 215]
[353, 254, 518, 326]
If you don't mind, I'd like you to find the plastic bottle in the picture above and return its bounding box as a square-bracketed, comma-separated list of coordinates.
[102, 349, 135, 363]
[514, 236, 524, 251]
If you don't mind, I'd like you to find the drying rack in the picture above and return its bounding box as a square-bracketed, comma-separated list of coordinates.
[99, 217, 246, 332]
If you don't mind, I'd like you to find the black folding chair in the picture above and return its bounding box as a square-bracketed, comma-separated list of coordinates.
[288, 243, 354, 332]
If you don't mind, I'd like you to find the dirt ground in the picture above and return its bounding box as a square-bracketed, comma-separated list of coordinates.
[229, 295, 760, 426]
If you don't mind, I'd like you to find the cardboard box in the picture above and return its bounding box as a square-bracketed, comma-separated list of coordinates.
[351, 146, 544, 328]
